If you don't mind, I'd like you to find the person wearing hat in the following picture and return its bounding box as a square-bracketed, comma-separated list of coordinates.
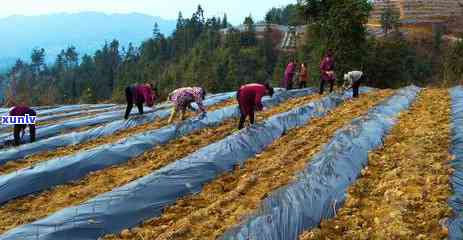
[236, 83, 274, 129]
[167, 87, 207, 124]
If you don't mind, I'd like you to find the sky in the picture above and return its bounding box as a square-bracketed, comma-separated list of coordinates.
[0, 0, 296, 24]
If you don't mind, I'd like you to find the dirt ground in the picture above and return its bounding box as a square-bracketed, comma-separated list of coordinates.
[102, 90, 394, 240]
[300, 89, 452, 240]
[0, 93, 322, 235]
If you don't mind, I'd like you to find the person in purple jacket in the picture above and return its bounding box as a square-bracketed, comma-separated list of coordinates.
[319, 49, 336, 94]
[284, 60, 296, 90]
[9, 105, 36, 146]
[124, 83, 157, 119]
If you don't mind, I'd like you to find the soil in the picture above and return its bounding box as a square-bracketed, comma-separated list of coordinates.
[300, 89, 452, 240]
[0, 94, 322, 235]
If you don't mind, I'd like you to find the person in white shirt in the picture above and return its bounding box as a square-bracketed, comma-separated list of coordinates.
[343, 71, 366, 98]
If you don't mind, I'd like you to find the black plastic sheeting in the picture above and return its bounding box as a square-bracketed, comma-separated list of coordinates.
[0, 87, 372, 240]
[0, 88, 316, 206]
[448, 86, 463, 240]
[0, 92, 237, 163]
[220, 86, 420, 240]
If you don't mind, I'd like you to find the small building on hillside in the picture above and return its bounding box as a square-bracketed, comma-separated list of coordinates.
[219, 23, 308, 51]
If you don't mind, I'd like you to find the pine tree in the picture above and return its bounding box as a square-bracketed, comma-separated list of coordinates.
[30, 48, 45, 75]
[222, 14, 229, 28]
[153, 22, 162, 40]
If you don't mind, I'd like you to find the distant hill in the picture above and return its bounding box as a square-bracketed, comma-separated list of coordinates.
[0, 12, 177, 71]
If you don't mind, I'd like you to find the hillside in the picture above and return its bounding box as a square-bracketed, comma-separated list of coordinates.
[0, 12, 176, 70]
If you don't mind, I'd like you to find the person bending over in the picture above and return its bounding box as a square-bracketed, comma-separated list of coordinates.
[343, 70, 366, 98]
[167, 87, 207, 124]
[236, 83, 274, 129]
[124, 83, 156, 119]
[9, 105, 36, 146]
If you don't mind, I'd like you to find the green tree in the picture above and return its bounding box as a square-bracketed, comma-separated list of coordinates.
[153, 22, 162, 40]
[380, 3, 400, 36]
[241, 15, 257, 46]
[222, 14, 229, 28]
[442, 39, 463, 86]
[30, 48, 45, 75]
[301, 0, 372, 78]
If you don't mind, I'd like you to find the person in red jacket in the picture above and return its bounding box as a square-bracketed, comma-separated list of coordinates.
[319, 49, 336, 94]
[9, 105, 37, 146]
[284, 60, 296, 90]
[124, 83, 156, 119]
[236, 83, 274, 129]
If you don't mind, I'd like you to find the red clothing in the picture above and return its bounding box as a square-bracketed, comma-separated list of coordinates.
[284, 63, 296, 88]
[9, 106, 36, 117]
[237, 84, 267, 116]
[131, 84, 155, 107]
[320, 56, 335, 81]
[299, 65, 308, 82]
[9, 106, 36, 145]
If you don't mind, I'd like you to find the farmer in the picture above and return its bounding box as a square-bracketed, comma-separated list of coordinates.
[9, 105, 36, 146]
[236, 83, 274, 129]
[299, 63, 309, 89]
[124, 83, 156, 119]
[343, 70, 366, 98]
[284, 60, 296, 90]
[167, 87, 207, 124]
[319, 49, 336, 94]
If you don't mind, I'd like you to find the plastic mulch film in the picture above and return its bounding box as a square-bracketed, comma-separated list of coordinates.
[0, 104, 119, 130]
[220, 86, 421, 240]
[0, 105, 155, 143]
[0, 106, 123, 132]
[0, 87, 372, 240]
[0, 105, 65, 116]
[37, 105, 123, 123]
[0, 88, 316, 206]
[37, 104, 117, 116]
[29, 106, 60, 111]
[0, 92, 237, 164]
[448, 86, 463, 240]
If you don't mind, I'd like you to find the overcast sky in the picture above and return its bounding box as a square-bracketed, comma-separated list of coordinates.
[0, 0, 296, 24]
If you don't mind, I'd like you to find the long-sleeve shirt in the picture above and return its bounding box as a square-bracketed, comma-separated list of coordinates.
[343, 71, 363, 89]
[169, 87, 206, 112]
[284, 63, 296, 87]
[299, 65, 308, 82]
[237, 83, 267, 115]
[130, 84, 155, 107]
[320, 56, 335, 81]
[9, 106, 36, 117]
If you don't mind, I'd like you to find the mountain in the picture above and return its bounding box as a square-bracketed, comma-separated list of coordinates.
[0, 12, 177, 71]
